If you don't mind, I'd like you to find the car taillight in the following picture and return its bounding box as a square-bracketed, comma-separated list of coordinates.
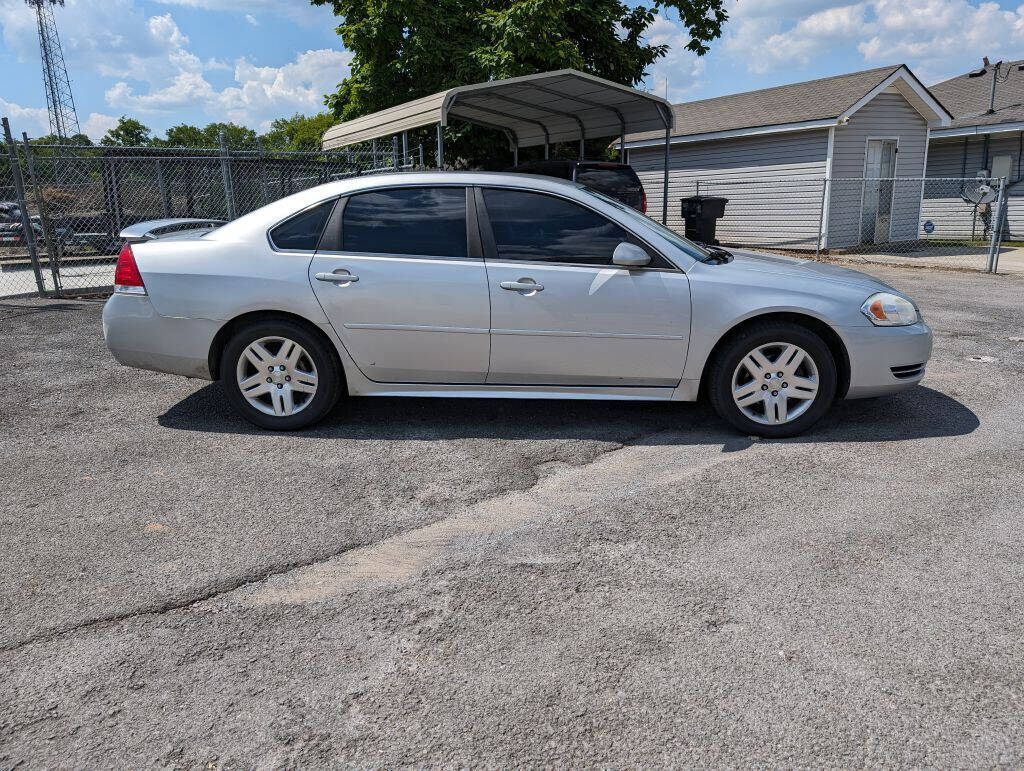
[114, 243, 146, 295]
[641, 191, 648, 213]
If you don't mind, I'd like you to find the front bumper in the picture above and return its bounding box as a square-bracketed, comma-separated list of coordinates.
[837, 320, 933, 399]
[102, 292, 221, 379]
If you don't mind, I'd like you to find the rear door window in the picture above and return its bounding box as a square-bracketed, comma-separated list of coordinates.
[269, 199, 335, 251]
[342, 187, 467, 257]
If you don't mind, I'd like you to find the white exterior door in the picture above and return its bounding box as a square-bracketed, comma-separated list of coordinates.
[478, 188, 690, 387]
[309, 186, 490, 383]
[862, 139, 897, 244]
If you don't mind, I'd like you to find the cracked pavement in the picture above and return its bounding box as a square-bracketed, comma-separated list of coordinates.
[1, 265, 1023, 767]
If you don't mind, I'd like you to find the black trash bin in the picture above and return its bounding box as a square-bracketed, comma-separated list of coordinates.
[680, 195, 729, 245]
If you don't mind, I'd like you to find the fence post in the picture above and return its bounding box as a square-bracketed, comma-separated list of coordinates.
[392, 136, 399, 170]
[986, 178, 1008, 273]
[815, 178, 828, 259]
[256, 137, 270, 206]
[2, 117, 45, 296]
[21, 132, 62, 295]
[218, 132, 237, 220]
[155, 158, 172, 217]
[402, 131, 408, 167]
[418, 143, 424, 169]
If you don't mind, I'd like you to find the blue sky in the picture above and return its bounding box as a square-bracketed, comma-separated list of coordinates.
[1, 0, 1022, 141]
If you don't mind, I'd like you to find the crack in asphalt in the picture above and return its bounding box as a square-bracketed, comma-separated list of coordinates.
[0, 432, 648, 654]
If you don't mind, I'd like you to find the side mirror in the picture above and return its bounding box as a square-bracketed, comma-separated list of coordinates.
[612, 241, 651, 268]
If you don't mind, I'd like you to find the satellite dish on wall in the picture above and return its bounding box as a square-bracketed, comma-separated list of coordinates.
[962, 173, 997, 205]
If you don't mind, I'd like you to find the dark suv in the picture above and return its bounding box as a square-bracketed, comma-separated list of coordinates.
[506, 160, 647, 213]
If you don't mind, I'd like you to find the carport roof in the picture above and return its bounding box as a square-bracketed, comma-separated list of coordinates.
[321, 69, 674, 150]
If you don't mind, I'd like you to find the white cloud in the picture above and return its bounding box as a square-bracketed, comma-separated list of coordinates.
[81, 112, 119, 140]
[106, 46, 352, 127]
[644, 14, 708, 101]
[244, 13, 259, 26]
[0, 97, 50, 136]
[151, 0, 331, 26]
[722, 0, 1024, 83]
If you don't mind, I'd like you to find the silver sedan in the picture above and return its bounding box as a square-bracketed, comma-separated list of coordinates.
[103, 172, 932, 437]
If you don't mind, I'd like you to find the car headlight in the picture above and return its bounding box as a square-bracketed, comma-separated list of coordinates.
[860, 292, 919, 326]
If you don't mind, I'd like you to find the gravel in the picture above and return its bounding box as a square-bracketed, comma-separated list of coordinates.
[1, 265, 1022, 767]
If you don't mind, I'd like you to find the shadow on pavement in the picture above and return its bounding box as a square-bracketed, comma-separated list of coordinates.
[159, 383, 979, 448]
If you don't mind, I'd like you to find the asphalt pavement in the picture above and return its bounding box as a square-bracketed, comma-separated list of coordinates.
[1, 265, 1022, 767]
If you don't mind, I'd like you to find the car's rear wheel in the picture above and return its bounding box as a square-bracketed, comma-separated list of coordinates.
[708, 321, 836, 438]
[220, 319, 341, 430]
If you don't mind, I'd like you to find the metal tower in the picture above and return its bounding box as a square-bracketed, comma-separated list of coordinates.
[26, 0, 81, 141]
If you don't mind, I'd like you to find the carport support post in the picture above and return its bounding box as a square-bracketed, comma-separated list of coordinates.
[2, 117, 45, 296]
[392, 136, 399, 170]
[662, 126, 670, 224]
[436, 123, 444, 169]
[401, 131, 409, 167]
[22, 132, 62, 295]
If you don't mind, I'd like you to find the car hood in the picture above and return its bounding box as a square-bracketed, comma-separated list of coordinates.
[724, 249, 901, 294]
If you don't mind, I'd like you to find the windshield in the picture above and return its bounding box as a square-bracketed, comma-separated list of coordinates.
[583, 188, 712, 261]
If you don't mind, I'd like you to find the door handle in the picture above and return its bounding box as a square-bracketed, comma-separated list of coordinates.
[499, 280, 544, 292]
[315, 271, 360, 284]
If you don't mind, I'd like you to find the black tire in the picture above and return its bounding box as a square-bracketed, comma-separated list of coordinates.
[220, 318, 342, 430]
[707, 321, 837, 438]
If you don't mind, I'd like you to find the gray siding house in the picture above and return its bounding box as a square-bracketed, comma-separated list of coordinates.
[624, 66, 950, 250]
[926, 60, 1024, 239]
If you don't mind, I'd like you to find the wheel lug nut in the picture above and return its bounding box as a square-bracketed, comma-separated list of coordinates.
[776, 371, 783, 377]
[285, 376, 291, 382]
[265, 377, 271, 383]
[771, 390, 779, 396]
[782, 382, 788, 388]
[761, 384, 768, 391]
[765, 373, 771, 379]
[268, 366, 274, 372]
[279, 365, 286, 371]
[277, 384, 283, 389]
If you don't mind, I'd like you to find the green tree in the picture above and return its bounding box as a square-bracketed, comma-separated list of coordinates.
[200, 122, 258, 149]
[100, 116, 152, 147]
[262, 113, 337, 151]
[157, 123, 206, 147]
[312, 0, 727, 165]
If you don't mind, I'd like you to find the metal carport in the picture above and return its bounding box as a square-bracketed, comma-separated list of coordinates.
[321, 69, 675, 222]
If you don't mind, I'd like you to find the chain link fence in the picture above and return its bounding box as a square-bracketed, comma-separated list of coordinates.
[672, 176, 1019, 273]
[3, 113, 1020, 299]
[2, 120, 425, 298]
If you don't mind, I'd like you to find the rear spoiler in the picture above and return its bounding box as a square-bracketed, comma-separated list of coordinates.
[119, 218, 226, 244]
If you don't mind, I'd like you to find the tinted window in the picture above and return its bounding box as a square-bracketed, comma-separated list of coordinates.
[575, 166, 643, 192]
[269, 199, 335, 251]
[342, 187, 467, 257]
[482, 188, 632, 265]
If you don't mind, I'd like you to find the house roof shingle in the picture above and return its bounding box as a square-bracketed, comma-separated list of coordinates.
[627, 65, 904, 143]
[929, 60, 1024, 130]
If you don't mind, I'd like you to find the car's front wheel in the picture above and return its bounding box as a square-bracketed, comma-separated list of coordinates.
[708, 321, 837, 438]
[220, 319, 341, 430]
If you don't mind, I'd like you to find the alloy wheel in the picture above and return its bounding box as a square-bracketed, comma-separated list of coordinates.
[731, 341, 819, 425]
[235, 336, 319, 417]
